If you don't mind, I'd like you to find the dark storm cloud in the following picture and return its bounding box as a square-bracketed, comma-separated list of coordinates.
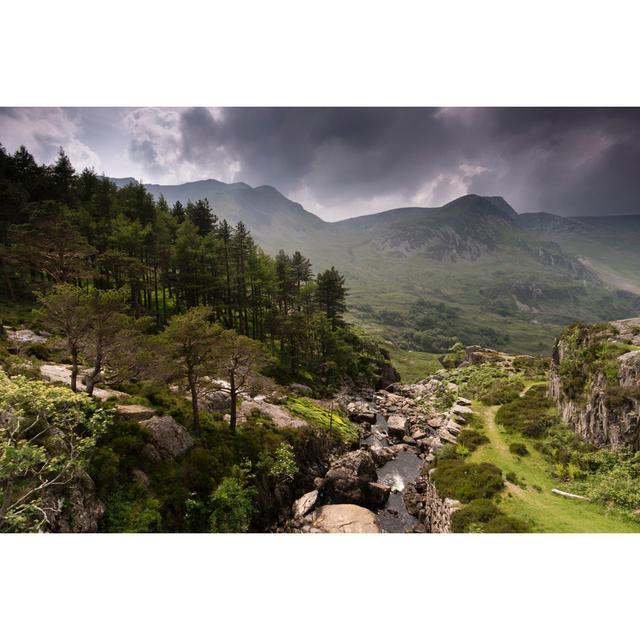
[167, 107, 640, 218]
[3, 107, 640, 219]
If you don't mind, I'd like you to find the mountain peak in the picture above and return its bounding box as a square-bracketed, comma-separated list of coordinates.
[441, 194, 518, 219]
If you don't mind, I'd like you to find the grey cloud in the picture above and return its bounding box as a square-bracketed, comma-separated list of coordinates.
[3, 107, 640, 219]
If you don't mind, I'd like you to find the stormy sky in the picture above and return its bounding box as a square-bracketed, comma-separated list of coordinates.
[1, 107, 639, 221]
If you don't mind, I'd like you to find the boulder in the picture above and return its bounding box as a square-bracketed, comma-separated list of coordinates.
[366, 481, 391, 508]
[5, 327, 47, 344]
[139, 415, 194, 460]
[289, 383, 313, 397]
[387, 415, 407, 439]
[132, 468, 151, 489]
[47, 471, 105, 533]
[346, 400, 376, 423]
[116, 404, 156, 421]
[307, 504, 381, 533]
[456, 396, 472, 406]
[200, 389, 231, 412]
[321, 450, 382, 508]
[452, 404, 474, 417]
[292, 489, 319, 519]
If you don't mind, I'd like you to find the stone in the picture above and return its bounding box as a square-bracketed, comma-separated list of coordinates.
[366, 481, 391, 508]
[132, 468, 150, 489]
[438, 429, 458, 445]
[321, 449, 382, 508]
[402, 435, 416, 446]
[346, 400, 376, 423]
[5, 327, 47, 344]
[292, 490, 319, 519]
[237, 397, 308, 429]
[456, 396, 472, 406]
[200, 389, 231, 412]
[139, 415, 194, 460]
[452, 404, 474, 416]
[307, 504, 381, 533]
[289, 383, 313, 397]
[116, 404, 156, 421]
[387, 415, 407, 438]
[45, 471, 105, 533]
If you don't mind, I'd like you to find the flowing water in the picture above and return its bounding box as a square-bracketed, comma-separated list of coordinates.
[362, 414, 424, 533]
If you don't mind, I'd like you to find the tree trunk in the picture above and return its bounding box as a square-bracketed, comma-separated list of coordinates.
[229, 373, 237, 433]
[86, 340, 103, 397]
[70, 344, 79, 392]
[189, 370, 200, 432]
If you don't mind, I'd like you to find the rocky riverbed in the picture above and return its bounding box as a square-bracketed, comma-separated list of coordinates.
[284, 374, 471, 533]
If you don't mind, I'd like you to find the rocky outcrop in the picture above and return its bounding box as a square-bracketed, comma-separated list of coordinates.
[139, 415, 194, 460]
[550, 319, 640, 450]
[319, 450, 390, 509]
[116, 404, 156, 421]
[45, 471, 105, 533]
[305, 504, 381, 533]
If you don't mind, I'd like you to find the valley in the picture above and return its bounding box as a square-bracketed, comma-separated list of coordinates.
[136, 178, 640, 354]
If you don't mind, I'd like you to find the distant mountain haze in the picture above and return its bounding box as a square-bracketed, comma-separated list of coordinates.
[109, 176, 640, 354]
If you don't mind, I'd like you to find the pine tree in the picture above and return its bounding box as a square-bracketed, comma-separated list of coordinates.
[315, 266, 347, 330]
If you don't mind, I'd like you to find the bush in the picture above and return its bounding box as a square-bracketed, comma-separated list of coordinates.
[509, 442, 529, 457]
[457, 428, 488, 452]
[483, 515, 530, 533]
[102, 486, 162, 533]
[495, 385, 557, 437]
[451, 499, 501, 533]
[431, 459, 504, 502]
[209, 462, 257, 533]
[26, 342, 51, 360]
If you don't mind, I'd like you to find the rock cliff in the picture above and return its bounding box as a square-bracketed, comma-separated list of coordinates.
[549, 318, 640, 450]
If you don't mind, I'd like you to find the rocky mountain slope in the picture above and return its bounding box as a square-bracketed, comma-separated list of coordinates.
[117, 176, 640, 354]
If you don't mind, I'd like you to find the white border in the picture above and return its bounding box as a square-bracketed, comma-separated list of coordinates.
[2, 1, 640, 637]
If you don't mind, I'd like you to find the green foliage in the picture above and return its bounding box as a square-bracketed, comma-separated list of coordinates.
[457, 428, 488, 452]
[263, 442, 298, 484]
[509, 442, 529, 457]
[287, 397, 358, 443]
[431, 459, 504, 503]
[209, 462, 257, 533]
[556, 323, 633, 402]
[447, 364, 524, 405]
[483, 515, 530, 533]
[495, 385, 557, 437]
[0, 372, 112, 531]
[102, 486, 162, 533]
[451, 498, 501, 532]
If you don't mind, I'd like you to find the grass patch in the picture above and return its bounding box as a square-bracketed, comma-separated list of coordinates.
[469, 403, 640, 532]
[286, 397, 358, 443]
[387, 346, 441, 383]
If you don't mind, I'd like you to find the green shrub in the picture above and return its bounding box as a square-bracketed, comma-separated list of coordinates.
[457, 428, 488, 452]
[495, 385, 557, 437]
[432, 459, 504, 502]
[102, 486, 163, 532]
[209, 462, 257, 533]
[509, 442, 529, 457]
[451, 499, 501, 533]
[483, 515, 530, 533]
[26, 342, 51, 360]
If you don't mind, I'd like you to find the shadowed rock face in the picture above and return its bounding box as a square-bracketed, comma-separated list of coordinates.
[550, 318, 640, 450]
[307, 504, 381, 533]
[139, 415, 194, 460]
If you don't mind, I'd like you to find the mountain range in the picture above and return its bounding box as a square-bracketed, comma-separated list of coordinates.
[112, 177, 640, 354]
